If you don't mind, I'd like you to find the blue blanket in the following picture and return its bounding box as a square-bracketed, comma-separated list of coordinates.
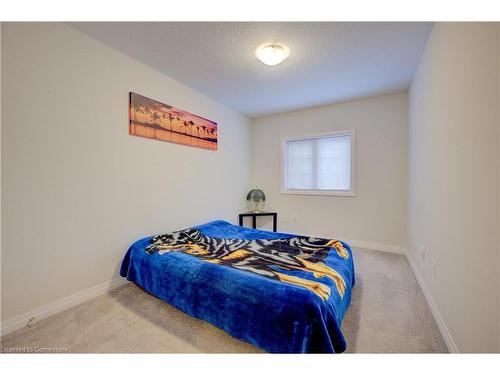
[120, 220, 355, 353]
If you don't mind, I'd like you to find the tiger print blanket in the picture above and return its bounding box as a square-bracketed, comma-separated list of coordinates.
[145, 227, 349, 300]
[121, 220, 355, 353]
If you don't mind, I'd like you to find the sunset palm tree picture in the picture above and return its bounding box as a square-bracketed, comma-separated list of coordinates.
[129, 92, 218, 150]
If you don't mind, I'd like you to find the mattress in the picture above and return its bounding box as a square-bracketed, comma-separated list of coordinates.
[120, 220, 355, 353]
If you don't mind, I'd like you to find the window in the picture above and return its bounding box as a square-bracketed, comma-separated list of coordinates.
[281, 130, 355, 196]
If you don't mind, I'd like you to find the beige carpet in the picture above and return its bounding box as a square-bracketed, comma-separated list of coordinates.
[1, 249, 447, 353]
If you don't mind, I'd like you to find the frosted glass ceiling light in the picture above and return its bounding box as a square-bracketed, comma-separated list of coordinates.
[256, 44, 288, 66]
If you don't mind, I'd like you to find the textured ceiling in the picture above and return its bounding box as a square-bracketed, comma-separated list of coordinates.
[69, 22, 432, 118]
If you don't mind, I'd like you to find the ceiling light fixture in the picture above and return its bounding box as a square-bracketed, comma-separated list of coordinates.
[256, 44, 289, 66]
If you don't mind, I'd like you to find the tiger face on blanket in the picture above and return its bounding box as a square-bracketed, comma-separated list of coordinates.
[145, 228, 349, 301]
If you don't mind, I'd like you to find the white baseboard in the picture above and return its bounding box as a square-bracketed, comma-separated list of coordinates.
[406, 254, 459, 353]
[0, 277, 129, 337]
[345, 239, 407, 255]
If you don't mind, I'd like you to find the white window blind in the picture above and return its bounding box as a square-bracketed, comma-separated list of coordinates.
[283, 132, 353, 194]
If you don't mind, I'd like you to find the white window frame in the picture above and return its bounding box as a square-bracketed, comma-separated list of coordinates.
[280, 130, 356, 197]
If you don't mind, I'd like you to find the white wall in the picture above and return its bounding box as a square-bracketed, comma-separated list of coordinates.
[1, 23, 251, 321]
[251, 93, 408, 250]
[409, 23, 499, 352]
[0, 22, 3, 325]
[497, 23, 500, 353]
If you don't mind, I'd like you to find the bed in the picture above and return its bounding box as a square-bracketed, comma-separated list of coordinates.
[120, 220, 355, 353]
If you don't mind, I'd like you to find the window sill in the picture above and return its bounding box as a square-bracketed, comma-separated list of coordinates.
[280, 189, 356, 197]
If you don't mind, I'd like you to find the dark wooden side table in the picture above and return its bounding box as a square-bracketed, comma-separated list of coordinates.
[239, 212, 278, 232]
